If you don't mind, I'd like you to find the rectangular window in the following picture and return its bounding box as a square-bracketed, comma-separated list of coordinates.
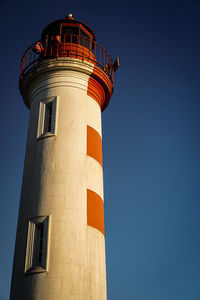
[25, 216, 50, 274]
[37, 96, 58, 139]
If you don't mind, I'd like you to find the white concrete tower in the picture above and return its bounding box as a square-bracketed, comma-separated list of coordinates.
[10, 14, 118, 300]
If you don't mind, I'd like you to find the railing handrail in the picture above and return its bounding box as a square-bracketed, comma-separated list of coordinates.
[20, 34, 113, 84]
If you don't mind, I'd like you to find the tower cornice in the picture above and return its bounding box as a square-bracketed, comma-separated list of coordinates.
[20, 57, 113, 111]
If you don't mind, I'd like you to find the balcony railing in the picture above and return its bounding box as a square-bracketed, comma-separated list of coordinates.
[20, 34, 113, 84]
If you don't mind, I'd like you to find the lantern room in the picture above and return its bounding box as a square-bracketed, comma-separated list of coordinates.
[41, 14, 96, 50]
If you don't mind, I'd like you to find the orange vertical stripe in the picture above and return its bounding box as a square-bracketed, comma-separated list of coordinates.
[87, 189, 104, 235]
[87, 125, 103, 166]
[87, 64, 113, 112]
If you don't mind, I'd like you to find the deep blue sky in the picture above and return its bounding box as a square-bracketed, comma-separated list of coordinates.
[1, 0, 200, 299]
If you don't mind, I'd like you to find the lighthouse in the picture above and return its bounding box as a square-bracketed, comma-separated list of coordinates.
[10, 14, 118, 300]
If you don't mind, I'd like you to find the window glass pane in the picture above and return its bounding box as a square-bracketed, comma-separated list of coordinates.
[61, 26, 79, 35]
[80, 30, 90, 49]
[37, 223, 44, 265]
[45, 101, 53, 133]
[80, 29, 89, 39]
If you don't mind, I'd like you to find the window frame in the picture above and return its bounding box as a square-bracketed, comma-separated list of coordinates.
[24, 215, 51, 274]
[37, 96, 58, 139]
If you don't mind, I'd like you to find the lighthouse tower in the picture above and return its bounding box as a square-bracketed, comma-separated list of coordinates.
[10, 14, 118, 300]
